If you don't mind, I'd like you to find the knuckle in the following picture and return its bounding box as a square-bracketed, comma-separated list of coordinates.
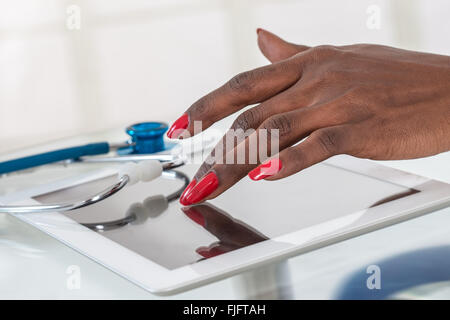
[320, 68, 339, 82]
[351, 85, 371, 97]
[344, 87, 372, 107]
[345, 87, 383, 118]
[261, 114, 293, 138]
[314, 128, 345, 155]
[191, 94, 213, 116]
[352, 43, 373, 50]
[228, 71, 255, 95]
[289, 146, 308, 168]
[309, 45, 338, 59]
[232, 108, 263, 130]
[307, 67, 350, 89]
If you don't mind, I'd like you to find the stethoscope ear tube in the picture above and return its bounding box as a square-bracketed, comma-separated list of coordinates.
[82, 171, 190, 231]
[0, 160, 188, 216]
[0, 174, 129, 214]
[118, 161, 163, 185]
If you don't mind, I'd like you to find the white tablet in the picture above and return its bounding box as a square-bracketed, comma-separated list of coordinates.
[1, 155, 449, 295]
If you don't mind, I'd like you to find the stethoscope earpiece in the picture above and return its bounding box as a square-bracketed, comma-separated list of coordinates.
[124, 194, 169, 226]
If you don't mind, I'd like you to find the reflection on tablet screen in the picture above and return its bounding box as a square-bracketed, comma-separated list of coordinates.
[34, 163, 417, 270]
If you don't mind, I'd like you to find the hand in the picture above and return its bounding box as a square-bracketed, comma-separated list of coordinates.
[168, 29, 450, 205]
[181, 204, 267, 259]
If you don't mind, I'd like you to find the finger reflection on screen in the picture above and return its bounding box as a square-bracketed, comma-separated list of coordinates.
[181, 203, 268, 260]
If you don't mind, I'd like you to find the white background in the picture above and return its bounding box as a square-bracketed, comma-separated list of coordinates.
[1, 0, 449, 154]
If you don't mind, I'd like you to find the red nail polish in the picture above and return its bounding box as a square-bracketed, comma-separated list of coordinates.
[248, 158, 282, 181]
[196, 245, 225, 258]
[179, 179, 196, 205]
[183, 172, 219, 205]
[167, 113, 189, 139]
[196, 247, 214, 259]
[182, 207, 205, 227]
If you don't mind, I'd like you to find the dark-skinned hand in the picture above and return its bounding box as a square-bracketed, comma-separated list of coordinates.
[166, 29, 450, 205]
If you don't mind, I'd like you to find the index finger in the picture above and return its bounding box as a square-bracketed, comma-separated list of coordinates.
[166, 57, 304, 139]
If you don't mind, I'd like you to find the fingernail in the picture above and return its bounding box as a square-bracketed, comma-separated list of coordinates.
[183, 172, 219, 205]
[179, 179, 196, 205]
[196, 245, 225, 258]
[167, 113, 189, 139]
[182, 207, 205, 227]
[248, 158, 282, 181]
[256, 28, 262, 35]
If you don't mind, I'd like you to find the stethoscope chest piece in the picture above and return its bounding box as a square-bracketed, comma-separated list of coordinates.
[121, 122, 169, 155]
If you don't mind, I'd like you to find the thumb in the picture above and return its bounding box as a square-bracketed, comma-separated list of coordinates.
[257, 28, 309, 63]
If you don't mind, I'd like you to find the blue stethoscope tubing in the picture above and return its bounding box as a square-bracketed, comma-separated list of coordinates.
[0, 142, 110, 175]
[0, 122, 177, 175]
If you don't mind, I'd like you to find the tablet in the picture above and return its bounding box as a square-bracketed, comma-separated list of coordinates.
[1, 155, 449, 295]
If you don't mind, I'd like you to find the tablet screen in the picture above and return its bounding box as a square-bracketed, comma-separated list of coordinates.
[34, 162, 417, 270]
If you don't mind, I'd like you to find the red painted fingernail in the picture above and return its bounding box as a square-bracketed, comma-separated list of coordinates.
[179, 179, 196, 205]
[182, 207, 205, 227]
[248, 158, 282, 181]
[196, 245, 225, 258]
[183, 172, 219, 205]
[167, 113, 189, 139]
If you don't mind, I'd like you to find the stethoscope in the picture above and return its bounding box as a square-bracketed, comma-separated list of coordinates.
[0, 122, 191, 219]
[0, 122, 183, 174]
